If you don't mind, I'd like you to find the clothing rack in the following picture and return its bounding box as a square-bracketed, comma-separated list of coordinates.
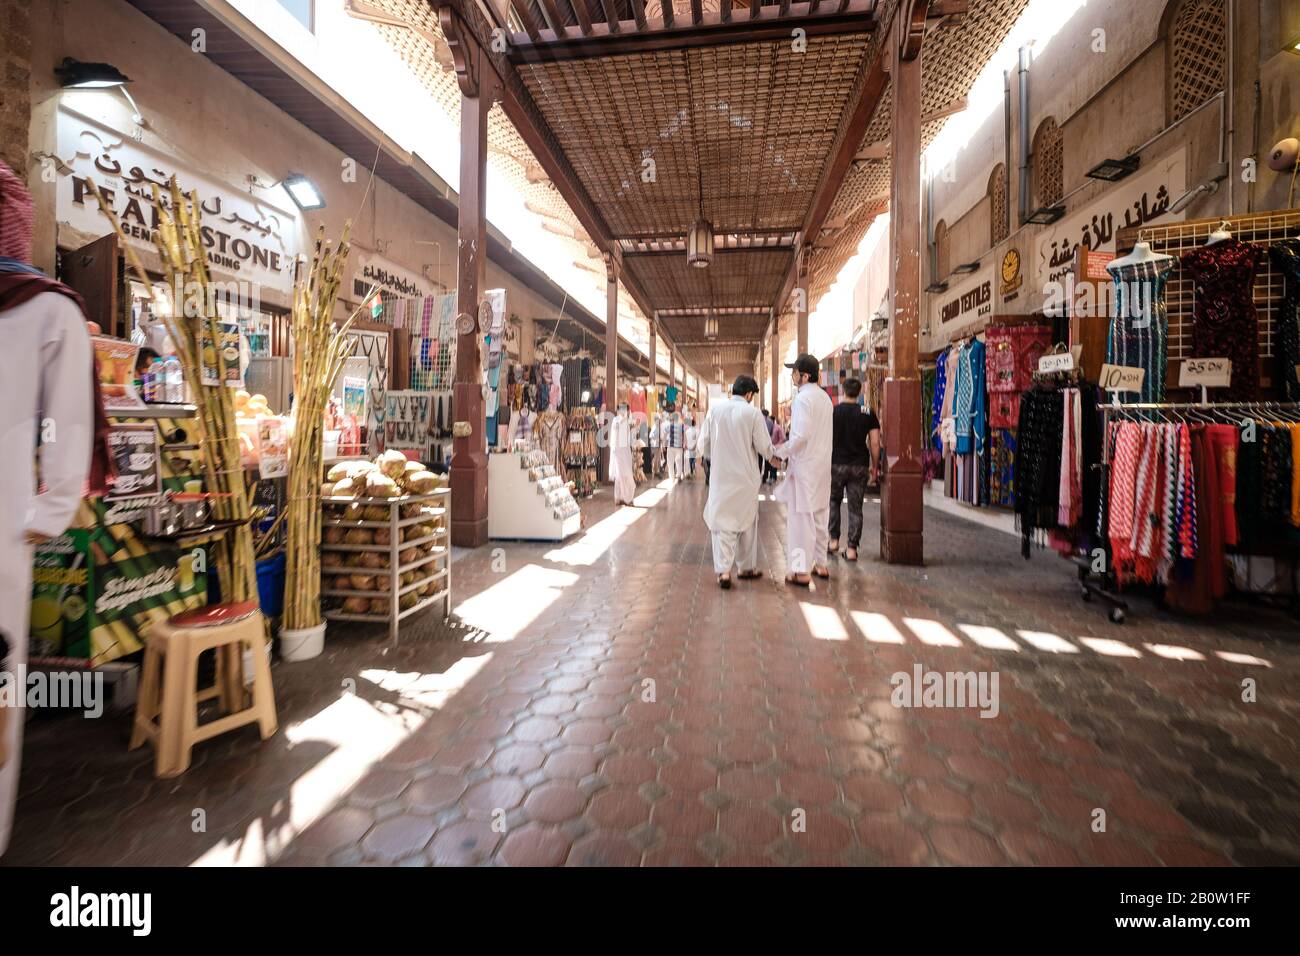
[1082, 399, 1300, 623]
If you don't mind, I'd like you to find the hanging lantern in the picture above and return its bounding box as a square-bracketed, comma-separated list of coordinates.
[687, 217, 714, 268]
[704, 312, 718, 339]
[712, 348, 721, 368]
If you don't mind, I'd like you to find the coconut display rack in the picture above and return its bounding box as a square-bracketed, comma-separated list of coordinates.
[319, 481, 451, 642]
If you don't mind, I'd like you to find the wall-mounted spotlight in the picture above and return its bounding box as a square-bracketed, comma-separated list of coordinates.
[55, 57, 145, 126]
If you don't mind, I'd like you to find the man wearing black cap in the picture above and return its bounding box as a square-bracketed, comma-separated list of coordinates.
[697, 375, 779, 589]
[772, 354, 834, 585]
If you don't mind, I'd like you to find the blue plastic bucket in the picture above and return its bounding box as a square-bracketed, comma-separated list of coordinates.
[256, 552, 286, 618]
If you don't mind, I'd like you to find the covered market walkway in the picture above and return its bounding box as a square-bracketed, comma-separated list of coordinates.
[7, 481, 1299, 866]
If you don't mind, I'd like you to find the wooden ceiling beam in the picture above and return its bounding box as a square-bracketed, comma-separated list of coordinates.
[629, 0, 648, 31]
[749, 0, 761, 19]
[535, 0, 569, 37]
[506, 0, 876, 61]
[571, 0, 595, 34]
[598, 0, 621, 32]
[506, 0, 544, 41]
[690, 0, 704, 26]
[720, 0, 732, 23]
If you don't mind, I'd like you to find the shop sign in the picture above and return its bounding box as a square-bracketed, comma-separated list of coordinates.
[105, 423, 161, 501]
[1000, 248, 1023, 303]
[56, 107, 298, 294]
[90, 335, 144, 410]
[350, 249, 438, 305]
[1035, 148, 1186, 292]
[932, 268, 994, 336]
[30, 531, 93, 658]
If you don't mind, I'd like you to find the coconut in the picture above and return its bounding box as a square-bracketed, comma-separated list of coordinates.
[366, 473, 400, 498]
[326, 462, 353, 482]
[373, 526, 392, 546]
[331, 476, 359, 498]
[344, 528, 373, 545]
[406, 470, 438, 494]
[359, 551, 387, 570]
[362, 505, 389, 522]
[369, 598, 391, 615]
[341, 596, 370, 614]
[349, 573, 376, 592]
[377, 449, 408, 480]
[323, 526, 345, 544]
[399, 547, 421, 565]
[320, 481, 336, 498]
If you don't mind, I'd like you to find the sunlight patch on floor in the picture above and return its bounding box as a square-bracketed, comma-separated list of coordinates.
[957, 623, 1021, 651]
[850, 610, 907, 644]
[1015, 630, 1081, 654]
[456, 563, 579, 640]
[903, 617, 963, 647]
[801, 603, 849, 640]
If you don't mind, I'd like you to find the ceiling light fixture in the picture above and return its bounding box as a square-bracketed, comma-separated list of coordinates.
[56, 57, 145, 125]
[1085, 155, 1141, 182]
[687, 217, 714, 268]
[282, 173, 326, 210]
[1024, 204, 1066, 226]
[704, 312, 719, 338]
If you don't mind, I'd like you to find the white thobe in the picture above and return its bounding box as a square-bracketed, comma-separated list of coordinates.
[1, 292, 94, 858]
[775, 382, 834, 573]
[608, 413, 636, 504]
[698, 396, 774, 574]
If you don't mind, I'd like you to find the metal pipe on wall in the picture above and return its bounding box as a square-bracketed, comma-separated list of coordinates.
[1225, 0, 1235, 215]
[1017, 45, 1032, 224]
[1004, 68, 1013, 238]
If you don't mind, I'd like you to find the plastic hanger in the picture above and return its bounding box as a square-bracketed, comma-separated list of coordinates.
[1206, 221, 1232, 245]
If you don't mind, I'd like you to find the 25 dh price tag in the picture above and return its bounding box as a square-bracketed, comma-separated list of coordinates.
[1179, 358, 1232, 389]
[1099, 364, 1146, 393]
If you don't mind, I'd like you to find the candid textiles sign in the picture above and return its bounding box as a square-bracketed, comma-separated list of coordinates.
[1035, 147, 1186, 290]
[56, 107, 299, 293]
[932, 268, 994, 338]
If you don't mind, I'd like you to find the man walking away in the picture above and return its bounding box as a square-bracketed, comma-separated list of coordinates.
[666, 411, 685, 480]
[828, 378, 881, 562]
[685, 416, 699, 478]
[698, 376, 778, 589]
[769, 415, 786, 482]
[773, 354, 834, 586]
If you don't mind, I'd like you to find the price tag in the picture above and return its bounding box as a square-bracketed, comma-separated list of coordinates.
[1099, 364, 1146, 393]
[1179, 358, 1231, 389]
[1037, 352, 1075, 373]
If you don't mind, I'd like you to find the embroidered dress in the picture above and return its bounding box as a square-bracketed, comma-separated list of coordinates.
[1180, 238, 1265, 401]
[1268, 239, 1300, 401]
[1107, 257, 1175, 403]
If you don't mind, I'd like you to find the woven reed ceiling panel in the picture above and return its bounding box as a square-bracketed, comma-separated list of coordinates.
[517, 33, 870, 240]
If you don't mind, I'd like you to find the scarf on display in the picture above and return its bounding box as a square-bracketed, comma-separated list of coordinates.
[1108, 420, 1198, 586]
[0, 161, 114, 494]
[1015, 388, 1065, 558]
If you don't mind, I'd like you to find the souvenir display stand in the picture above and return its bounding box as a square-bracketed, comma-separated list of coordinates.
[488, 445, 582, 541]
[320, 487, 451, 641]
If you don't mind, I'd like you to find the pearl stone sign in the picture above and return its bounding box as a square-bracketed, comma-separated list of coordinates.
[56, 107, 299, 295]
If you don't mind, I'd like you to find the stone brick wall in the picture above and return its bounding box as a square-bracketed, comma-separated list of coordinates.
[0, 0, 32, 182]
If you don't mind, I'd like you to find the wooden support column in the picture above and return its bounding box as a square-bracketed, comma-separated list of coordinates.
[445, 6, 495, 548]
[668, 349, 676, 404]
[880, 1, 927, 566]
[770, 328, 780, 413]
[648, 313, 658, 394]
[796, 246, 809, 358]
[605, 254, 619, 406]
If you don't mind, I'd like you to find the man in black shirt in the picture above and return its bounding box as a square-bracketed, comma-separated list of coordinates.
[828, 378, 881, 561]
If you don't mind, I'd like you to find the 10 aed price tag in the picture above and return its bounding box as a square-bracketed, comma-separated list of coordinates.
[1099, 364, 1146, 393]
[1179, 358, 1232, 389]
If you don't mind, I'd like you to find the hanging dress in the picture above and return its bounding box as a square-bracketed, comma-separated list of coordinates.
[1106, 256, 1175, 404]
[1268, 238, 1300, 402]
[1179, 238, 1265, 402]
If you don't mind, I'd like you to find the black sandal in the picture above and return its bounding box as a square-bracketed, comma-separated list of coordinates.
[737, 570, 763, 580]
[718, 574, 732, 590]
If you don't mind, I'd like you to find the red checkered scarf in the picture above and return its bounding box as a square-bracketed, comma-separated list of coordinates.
[0, 160, 34, 262]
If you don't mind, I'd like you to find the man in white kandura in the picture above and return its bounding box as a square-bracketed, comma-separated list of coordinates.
[773, 354, 834, 586]
[697, 375, 778, 590]
[608, 402, 637, 506]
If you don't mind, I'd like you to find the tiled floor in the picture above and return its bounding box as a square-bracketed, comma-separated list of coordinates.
[7, 476, 1300, 866]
